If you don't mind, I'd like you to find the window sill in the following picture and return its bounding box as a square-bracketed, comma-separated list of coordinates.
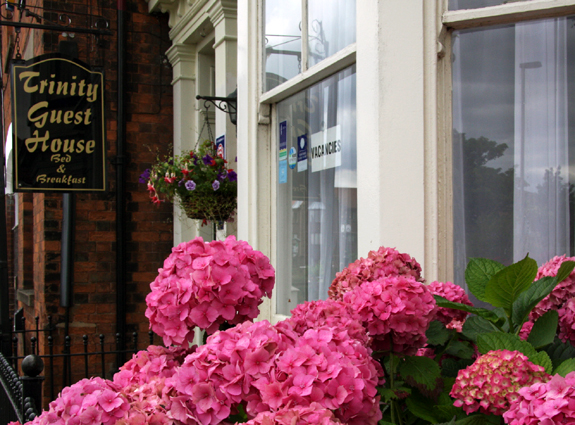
[260, 43, 357, 105]
[443, 0, 575, 30]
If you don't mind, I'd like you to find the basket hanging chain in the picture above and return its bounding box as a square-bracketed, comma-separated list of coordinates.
[197, 103, 215, 149]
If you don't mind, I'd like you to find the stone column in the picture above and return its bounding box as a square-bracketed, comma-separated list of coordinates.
[166, 43, 198, 245]
[209, 0, 238, 239]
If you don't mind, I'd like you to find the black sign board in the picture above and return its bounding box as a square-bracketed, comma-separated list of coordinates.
[11, 53, 106, 192]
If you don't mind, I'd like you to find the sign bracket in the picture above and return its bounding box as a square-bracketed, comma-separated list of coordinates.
[0, 3, 112, 36]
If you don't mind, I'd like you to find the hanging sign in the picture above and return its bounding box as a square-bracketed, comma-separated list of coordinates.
[216, 134, 225, 159]
[11, 53, 106, 192]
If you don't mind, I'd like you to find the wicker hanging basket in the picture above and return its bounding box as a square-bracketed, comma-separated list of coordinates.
[180, 191, 237, 222]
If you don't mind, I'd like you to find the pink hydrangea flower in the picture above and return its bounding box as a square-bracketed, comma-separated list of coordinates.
[530, 255, 575, 321]
[343, 275, 436, 355]
[503, 372, 575, 425]
[451, 350, 550, 416]
[558, 297, 575, 345]
[284, 299, 369, 345]
[169, 320, 298, 425]
[242, 403, 344, 425]
[428, 281, 473, 332]
[519, 320, 534, 341]
[112, 345, 195, 424]
[145, 236, 275, 346]
[21, 377, 130, 425]
[264, 326, 383, 425]
[328, 246, 423, 301]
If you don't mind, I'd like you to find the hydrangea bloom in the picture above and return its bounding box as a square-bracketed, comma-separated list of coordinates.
[343, 275, 436, 355]
[114, 345, 194, 387]
[241, 403, 344, 425]
[530, 255, 575, 321]
[169, 320, 298, 425]
[112, 345, 195, 424]
[451, 350, 550, 416]
[259, 327, 382, 425]
[503, 372, 575, 425]
[20, 377, 129, 425]
[284, 299, 369, 345]
[328, 246, 423, 301]
[519, 320, 534, 341]
[558, 297, 575, 345]
[145, 235, 275, 345]
[428, 281, 473, 332]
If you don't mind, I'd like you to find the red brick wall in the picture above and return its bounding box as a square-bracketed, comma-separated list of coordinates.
[2, 0, 174, 404]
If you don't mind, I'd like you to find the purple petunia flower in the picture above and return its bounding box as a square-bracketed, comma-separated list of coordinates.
[218, 170, 228, 180]
[178, 179, 185, 186]
[212, 180, 220, 191]
[139, 169, 150, 184]
[227, 170, 237, 182]
[202, 154, 213, 165]
[185, 180, 196, 191]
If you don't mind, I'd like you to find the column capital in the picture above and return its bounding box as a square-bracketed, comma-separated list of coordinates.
[166, 43, 196, 83]
[145, 0, 179, 28]
[208, 0, 237, 28]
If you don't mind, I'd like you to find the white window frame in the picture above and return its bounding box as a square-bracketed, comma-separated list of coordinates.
[237, 0, 575, 325]
[237, 0, 358, 324]
[441, 0, 575, 283]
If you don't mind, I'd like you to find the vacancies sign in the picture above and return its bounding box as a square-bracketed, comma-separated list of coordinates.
[11, 54, 106, 192]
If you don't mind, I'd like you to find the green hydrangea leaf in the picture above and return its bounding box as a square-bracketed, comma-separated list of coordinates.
[445, 340, 476, 359]
[554, 358, 575, 377]
[477, 332, 537, 359]
[378, 387, 400, 403]
[531, 351, 553, 374]
[556, 260, 575, 284]
[399, 356, 441, 390]
[433, 296, 501, 324]
[426, 320, 451, 346]
[512, 276, 558, 328]
[527, 310, 558, 350]
[434, 415, 500, 425]
[440, 358, 474, 378]
[405, 391, 441, 423]
[461, 315, 501, 342]
[484, 255, 538, 314]
[545, 338, 575, 369]
[465, 258, 505, 302]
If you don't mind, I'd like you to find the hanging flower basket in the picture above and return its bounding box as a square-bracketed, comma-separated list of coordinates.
[140, 139, 237, 223]
[180, 190, 237, 222]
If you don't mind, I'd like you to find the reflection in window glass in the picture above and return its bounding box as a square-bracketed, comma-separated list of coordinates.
[452, 18, 575, 292]
[276, 66, 357, 315]
[449, 0, 534, 10]
[264, 0, 302, 92]
[308, 0, 356, 67]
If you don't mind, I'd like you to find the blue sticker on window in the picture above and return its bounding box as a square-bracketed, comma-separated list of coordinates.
[288, 147, 297, 169]
[279, 160, 288, 184]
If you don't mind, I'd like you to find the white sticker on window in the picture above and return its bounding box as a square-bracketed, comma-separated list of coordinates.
[310, 125, 341, 172]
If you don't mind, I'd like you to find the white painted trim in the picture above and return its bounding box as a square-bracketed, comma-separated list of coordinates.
[444, 0, 575, 29]
[259, 44, 357, 104]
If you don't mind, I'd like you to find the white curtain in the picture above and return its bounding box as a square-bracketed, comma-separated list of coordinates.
[452, 32, 468, 290]
[513, 18, 569, 265]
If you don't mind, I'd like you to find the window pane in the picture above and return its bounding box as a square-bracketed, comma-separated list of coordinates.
[308, 0, 356, 67]
[452, 17, 575, 290]
[449, 0, 535, 10]
[264, 0, 302, 92]
[276, 66, 357, 315]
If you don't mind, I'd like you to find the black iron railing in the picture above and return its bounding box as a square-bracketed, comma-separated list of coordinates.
[0, 314, 155, 422]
